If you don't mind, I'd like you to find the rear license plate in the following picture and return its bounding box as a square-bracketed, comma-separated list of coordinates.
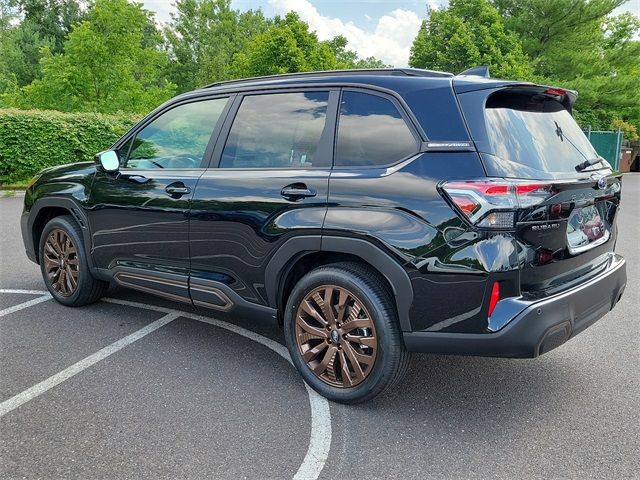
[567, 205, 608, 254]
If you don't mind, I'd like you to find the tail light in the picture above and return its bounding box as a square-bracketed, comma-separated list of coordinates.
[441, 180, 554, 229]
[544, 88, 566, 98]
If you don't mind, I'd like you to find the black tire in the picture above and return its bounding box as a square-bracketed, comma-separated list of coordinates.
[39, 215, 108, 306]
[284, 262, 410, 404]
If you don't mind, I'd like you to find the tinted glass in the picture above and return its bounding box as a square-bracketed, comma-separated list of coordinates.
[335, 91, 418, 167]
[220, 91, 330, 169]
[481, 91, 605, 177]
[123, 98, 228, 169]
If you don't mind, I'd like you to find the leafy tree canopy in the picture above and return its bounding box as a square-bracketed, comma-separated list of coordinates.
[0, 0, 389, 112]
[228, 12, 383, 79]
[7, 0, 175, 113]
[0, 0, 86, 88]
[165, 0, 270, 92]
[15, 0, 85, 53]
[1, 0, 635, 137]
[492, 0, 639, 133]
[409, 0, 532, 79]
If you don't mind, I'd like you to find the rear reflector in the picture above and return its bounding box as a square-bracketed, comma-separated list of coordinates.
[450, 195, 479, 216]
[488, 282, 500, 317]
[536, 249, 554, 264]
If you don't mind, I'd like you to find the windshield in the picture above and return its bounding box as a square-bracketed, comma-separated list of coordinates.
[477, 90, 608, 178]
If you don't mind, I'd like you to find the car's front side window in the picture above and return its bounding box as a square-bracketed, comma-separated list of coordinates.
[220, 91, 331, 169]
[121, 97, 229, 170]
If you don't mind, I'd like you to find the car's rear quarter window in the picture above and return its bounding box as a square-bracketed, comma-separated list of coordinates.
[335, 91, 418, 167]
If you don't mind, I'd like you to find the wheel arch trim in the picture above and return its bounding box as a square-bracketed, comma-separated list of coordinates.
[27, 197, 94, 269]
[265, 235, 414, 331]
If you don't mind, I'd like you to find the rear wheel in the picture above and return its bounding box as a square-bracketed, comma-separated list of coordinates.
[39, 215, 108, 306]
[284, 262, 410, 403]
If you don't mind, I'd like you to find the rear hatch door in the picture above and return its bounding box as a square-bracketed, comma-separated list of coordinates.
[455, 83, 622, 295]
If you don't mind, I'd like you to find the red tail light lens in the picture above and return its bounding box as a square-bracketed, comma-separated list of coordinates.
[449, 195, 479, 216]
[515, 184, 545, 195]
[441, 180, 554, 229]
[488, 281, 500, 317]
[544, 88, 566, 97]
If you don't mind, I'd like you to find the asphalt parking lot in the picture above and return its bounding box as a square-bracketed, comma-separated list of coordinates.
[1, 175, 638, 479]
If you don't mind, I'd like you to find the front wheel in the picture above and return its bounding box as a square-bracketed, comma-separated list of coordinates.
[284, 262, 410, 403]
[39, 215, 108, 306]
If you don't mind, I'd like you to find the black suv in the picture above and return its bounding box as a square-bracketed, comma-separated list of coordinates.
[21, 68, 627, 403]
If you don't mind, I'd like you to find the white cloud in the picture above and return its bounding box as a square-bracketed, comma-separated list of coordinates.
[268, 0, 423, 66]
[143, 0, 175, 24]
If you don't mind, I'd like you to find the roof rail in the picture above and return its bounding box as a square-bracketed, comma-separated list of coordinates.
[202, 68, 453, 89]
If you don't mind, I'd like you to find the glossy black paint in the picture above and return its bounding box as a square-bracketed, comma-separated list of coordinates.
[21, 70, 627, 357]
[189, 168, 330, 304]
[86, 169, 202, 276]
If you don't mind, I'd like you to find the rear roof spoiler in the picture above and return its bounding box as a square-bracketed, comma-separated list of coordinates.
[453, 79, 578, 111]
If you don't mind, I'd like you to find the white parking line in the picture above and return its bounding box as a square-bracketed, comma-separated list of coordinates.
[0, 288, 50, 295]
[103, 297, 332, 480]
[0, 311, 179, 418]
[0, 290, 332, 480]
[0, 294, 51, 317]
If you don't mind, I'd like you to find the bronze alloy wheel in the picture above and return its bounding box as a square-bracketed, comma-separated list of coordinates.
[295, 285, 378, 388]
[43, 228, 79, 297]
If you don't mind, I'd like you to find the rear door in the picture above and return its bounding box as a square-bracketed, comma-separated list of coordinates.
[188, 89, 338, 309]
[456, 85, 622, 294]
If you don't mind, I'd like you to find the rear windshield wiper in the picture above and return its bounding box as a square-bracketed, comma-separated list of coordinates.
[575, 157, 605, 172]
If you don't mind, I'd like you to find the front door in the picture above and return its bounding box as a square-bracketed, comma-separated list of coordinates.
[87, 96, 231, 301]
[189, 90, 337, 310]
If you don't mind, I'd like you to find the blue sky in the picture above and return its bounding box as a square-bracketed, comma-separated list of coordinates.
[142, 0, 640, 67]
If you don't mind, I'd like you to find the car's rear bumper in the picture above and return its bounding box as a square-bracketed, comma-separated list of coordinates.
[403, 254, 627, 358]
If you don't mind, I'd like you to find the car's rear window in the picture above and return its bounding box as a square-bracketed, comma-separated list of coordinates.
[476, 90, 605, 177]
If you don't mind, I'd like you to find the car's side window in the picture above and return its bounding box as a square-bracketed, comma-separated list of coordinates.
[335, 91, 418, 167]
[121, 97, 229, 170]
[220, 91, 330, 169]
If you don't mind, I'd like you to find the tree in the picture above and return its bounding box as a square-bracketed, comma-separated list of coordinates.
[12, 0, 175, 113]
[567, 12, 640, 132]
[165, 0, 270, 92]
[0, 0, 86, 89]
[326, 35, 389, 68]
[228, 12, 385, 78]
[0, 0, 18, 31]
[409, 0, 532, 79]
[491, 0, 625, 63]
[15, 0, 85, 54]
[492, 0, 640, 132]
[0, 20, 54, 89]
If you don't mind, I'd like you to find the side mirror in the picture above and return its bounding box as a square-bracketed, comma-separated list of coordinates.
[96, 150, 120, 173]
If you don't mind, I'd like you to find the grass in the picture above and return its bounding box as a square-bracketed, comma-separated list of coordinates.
[0, 180, 30, 190]
[0, 179, 29, 197]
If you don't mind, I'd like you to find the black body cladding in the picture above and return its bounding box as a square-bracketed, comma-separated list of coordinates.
[22, 69, 627, 359]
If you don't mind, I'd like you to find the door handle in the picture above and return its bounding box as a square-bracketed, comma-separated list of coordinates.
[165, 183, 191, 197]
[123, 174, 149, 184]
[281, 184, 316, 201]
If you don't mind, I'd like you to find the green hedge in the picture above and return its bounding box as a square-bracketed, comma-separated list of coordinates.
[0, 109, 139, 184]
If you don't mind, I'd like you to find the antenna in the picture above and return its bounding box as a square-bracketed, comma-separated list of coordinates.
[458, 66, 490, 78]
